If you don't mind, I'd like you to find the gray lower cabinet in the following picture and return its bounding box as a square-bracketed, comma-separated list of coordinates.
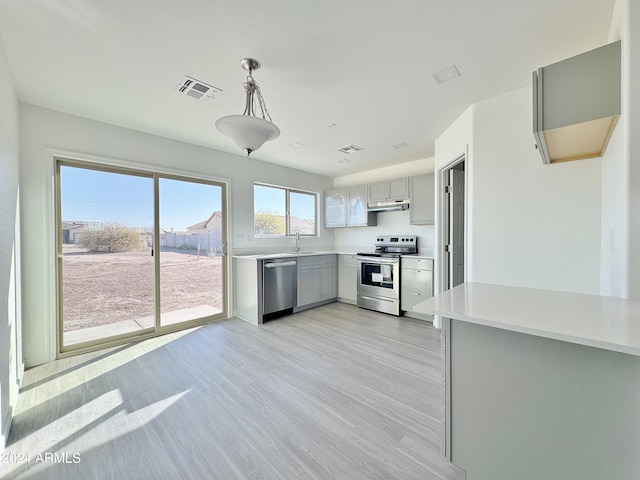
[296, 255, 338, 308]
[409, 173, 435, 225]
[401, 257, 433, 318]
[338, 254, 357, 303]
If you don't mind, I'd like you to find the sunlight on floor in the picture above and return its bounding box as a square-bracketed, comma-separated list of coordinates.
[18, 327, 199, 411]
[3, 388, 191, 479]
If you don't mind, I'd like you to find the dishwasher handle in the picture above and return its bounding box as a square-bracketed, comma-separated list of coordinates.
[264, 260, 297, 268]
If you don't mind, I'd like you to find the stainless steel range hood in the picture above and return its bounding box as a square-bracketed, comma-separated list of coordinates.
[533, 40, 621, 164]
[367, 200, 409, 212]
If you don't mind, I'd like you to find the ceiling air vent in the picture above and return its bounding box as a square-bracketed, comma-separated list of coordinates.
[176, 76, 222, 100]
[336, 144, 363, 154]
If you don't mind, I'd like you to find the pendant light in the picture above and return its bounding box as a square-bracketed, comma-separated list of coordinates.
[216, 58, 280, 156]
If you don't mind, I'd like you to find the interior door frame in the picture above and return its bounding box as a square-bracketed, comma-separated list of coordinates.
[54, 154, 231, 358]
[436, 150, 467, 463]
[436, 151, 467, 296]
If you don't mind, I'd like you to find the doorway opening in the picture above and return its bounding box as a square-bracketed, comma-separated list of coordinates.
[439, 155, 466, 293]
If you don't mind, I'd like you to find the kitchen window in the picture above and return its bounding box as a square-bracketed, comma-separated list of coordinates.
[254, 183, 317, 237]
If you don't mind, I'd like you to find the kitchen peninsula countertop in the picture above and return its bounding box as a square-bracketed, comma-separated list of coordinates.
[417, 282, 640, 479]
[414, 282, 640, 356]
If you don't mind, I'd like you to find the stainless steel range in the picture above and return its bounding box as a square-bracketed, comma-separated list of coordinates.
[356, 236, 417, 316]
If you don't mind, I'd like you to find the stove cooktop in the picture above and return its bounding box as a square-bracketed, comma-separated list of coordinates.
[357, 235, 418, 257]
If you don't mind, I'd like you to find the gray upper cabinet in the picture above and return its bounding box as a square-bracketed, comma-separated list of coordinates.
[324, 188, 347, 228]
[409, 173, 435, 225]
[533, 40, 621, 164]
[368, 177, 410, 204]
[367, 181, 388, 204]
[388, 177, 410, 201]
[324, 185, 376, 228]
[347, 184, 377, 227]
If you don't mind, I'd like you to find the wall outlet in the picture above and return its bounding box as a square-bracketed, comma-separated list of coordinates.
[610, 228, 615, 251]
[235, 233, 252, 243]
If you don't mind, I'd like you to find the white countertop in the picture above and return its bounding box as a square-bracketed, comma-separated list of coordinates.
[414, 282, 640, 356]
[234, 251, 339, 260]
[234, 251, 433, 260]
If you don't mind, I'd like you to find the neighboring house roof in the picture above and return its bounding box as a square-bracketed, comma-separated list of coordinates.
[61, 221, 88, 231]
[290, 216, 315, 233]
[186, 211, 222, 232]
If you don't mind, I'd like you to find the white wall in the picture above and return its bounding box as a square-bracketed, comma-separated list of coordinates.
[332, 210, 435, 255]
[434, 105, 474, 294]
[600, 110, 627, 296]
[0, 35, 22, 451]
[19, 104, 334, 367]
[435, 88, 603, 295]
[332, 158, 435, 254]
[600, 0, 629, 297]
[628, 0, 640, 300]
[333, 158, 434, 187]
[610, 0, 640, 300]
[471, 88, 601, 294]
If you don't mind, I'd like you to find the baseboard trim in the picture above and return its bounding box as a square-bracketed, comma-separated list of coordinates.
[337, 297, 357, 305]
[403, 311, 434, 322]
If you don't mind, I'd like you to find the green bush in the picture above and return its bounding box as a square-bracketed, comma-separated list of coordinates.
[78, 222, 141, 253]
[255, 210, 285, 235]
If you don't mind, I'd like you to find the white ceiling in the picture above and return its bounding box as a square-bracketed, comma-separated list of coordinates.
[0, 0, 616, 177]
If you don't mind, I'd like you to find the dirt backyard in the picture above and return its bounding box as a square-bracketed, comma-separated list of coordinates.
[62, 246, 223, 331]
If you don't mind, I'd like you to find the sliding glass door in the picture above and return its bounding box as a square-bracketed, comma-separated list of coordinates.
[56, 159, 227, 352]
[158, 177, 225, 328]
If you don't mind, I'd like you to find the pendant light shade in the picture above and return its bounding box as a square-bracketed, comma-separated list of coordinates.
[216, 58, 280, 156]
[215, 114, 280, 156]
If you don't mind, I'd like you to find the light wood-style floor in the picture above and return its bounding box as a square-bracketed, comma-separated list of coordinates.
[2, 303, 465, 480]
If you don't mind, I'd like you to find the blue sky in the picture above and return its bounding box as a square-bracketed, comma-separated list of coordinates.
[254, 185, 316, 220]
[61, 166, 316, 231]
[60, 166, 222, 231]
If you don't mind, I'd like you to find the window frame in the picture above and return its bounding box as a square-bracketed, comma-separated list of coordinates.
[253, 183, 318, 237]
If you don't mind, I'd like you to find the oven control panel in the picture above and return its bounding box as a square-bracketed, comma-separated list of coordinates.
[375, 236, 416, 245]
[372, 235, 418, 255]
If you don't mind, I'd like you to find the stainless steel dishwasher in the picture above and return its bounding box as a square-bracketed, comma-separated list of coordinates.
[262, 258, 297, 319]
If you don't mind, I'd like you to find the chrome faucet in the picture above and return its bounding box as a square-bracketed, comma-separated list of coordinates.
[294, 232, 300, 252]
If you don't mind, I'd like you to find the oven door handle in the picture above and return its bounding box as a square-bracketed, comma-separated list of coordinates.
[356, 256, 399, 264]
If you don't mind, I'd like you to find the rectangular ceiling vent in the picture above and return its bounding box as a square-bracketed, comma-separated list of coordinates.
[336, 144, 363, 154]
[175, 76, 222, 100]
